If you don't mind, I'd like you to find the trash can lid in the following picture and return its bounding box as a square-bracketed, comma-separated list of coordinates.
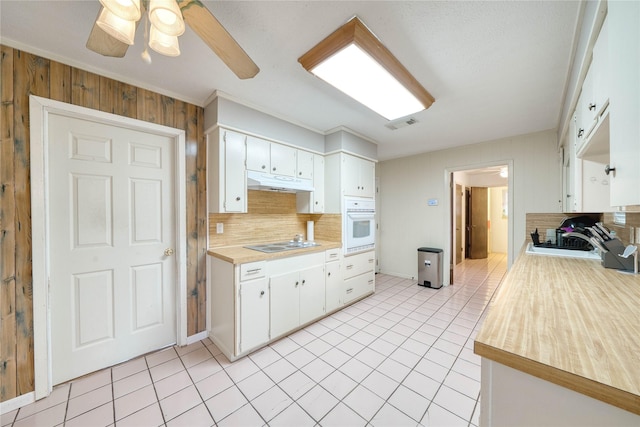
[418, 247, 443, 253]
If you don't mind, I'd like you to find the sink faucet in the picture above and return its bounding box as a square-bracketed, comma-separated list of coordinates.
[293, 234, 303, 243]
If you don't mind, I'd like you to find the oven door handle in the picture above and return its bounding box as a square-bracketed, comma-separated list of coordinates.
[347, 212, 375, 220]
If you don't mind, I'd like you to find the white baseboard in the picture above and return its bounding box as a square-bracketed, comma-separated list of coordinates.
[0, 391, 35, 414]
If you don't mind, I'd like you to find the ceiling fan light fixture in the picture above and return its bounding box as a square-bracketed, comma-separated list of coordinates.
[96, 7, 136, 45]
[99, 0, 141, 21]
[149, 25, 181, 56]
[298, 16, 434, 121]
[149, 0, 185, 36]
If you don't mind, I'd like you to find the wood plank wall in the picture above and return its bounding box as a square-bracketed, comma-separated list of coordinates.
[0, 45, 207, 402]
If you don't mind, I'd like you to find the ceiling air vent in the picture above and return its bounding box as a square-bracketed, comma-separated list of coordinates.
[385, 117, 419, 130]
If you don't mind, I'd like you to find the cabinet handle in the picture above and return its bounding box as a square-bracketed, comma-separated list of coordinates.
[368, 280, 374, 284]
[368, 259, 374, 263]
[299, 172, 302, 176]
[328, 272, 331, 277]
[604, 165, 616, 176]
[295, 281, 299, 287]
[346, 288, 353, 294]
[577, 128, 584, 137]
[260, 290, 265, 296]
[246, 268, 262, 274]
[273, 167, 277, 171]
[302, 279, 306, 284]
[589, 103, 596, 111]
[236, 196, 241, 201]
[261, 165, 266, 169]
[346, 265, 354, 269]
[315, 201, 318, 205]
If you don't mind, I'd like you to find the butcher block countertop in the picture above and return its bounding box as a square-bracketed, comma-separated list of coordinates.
[207, 240, 342, 264]
[474, 247, 640, 415]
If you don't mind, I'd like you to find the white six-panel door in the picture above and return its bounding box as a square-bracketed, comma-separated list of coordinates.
[47, 113, 177, 385]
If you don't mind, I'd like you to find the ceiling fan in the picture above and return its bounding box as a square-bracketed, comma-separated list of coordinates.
[86, 0, 259, 79]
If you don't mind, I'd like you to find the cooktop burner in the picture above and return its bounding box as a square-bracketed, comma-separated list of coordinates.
[244, 241, 320, 253]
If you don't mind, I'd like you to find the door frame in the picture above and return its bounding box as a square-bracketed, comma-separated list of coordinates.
[30, 96, 187, 399]
[445, 160, 514, 281]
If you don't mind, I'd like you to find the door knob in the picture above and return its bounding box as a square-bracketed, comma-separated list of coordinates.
[164, 248, 175, 256]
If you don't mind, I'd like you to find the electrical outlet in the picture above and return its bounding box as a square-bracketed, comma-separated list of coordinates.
[216, 223, 224, 234]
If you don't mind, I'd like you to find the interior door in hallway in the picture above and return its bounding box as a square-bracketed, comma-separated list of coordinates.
[469, 187, 488, 259]
[48, 113, 177, 385]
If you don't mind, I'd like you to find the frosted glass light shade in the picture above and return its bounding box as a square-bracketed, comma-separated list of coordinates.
[298, 17, 434, 121]
[312, 44, 425, 120]
[149, 0, 185, 36]
[99, 0, 141, 21]
[96, 7, 136, 45]
[149, 25, 181, 56]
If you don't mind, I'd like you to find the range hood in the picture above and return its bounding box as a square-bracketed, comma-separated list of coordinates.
[246, 170, 314, 193]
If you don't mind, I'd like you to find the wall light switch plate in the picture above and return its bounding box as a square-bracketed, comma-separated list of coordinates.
[427, 199, 438, 206]
[216, 223, 224, 234]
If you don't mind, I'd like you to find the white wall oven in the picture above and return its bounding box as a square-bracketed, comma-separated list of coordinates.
[344, 197, 375, 255]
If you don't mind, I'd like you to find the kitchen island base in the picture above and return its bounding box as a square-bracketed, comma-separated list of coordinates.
[480, 359, 640, 426]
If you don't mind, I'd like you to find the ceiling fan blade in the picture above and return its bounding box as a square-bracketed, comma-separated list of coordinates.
[181, 0, 259, 79]
[86, 10, 129, 58]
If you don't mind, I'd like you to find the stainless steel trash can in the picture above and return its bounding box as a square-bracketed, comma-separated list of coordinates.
[418, 247, 443, 289]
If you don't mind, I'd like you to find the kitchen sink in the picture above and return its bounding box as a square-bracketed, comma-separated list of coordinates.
[525, 243, 601, 260]
[244, 241, 320, 253]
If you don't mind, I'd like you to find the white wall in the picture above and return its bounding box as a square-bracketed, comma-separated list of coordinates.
[490, 187, 509, 253]
[377, 129, 561, 282]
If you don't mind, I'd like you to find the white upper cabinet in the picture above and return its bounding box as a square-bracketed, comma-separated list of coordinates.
[577, 16, 610, 158]
[246, 136, 298, 177]
[208, 129, 247, 213]
[297, 153, 325, 213]
[270, 143, 297, 177]
[296, 149, 314, 180]
[608, 1, 640, 206]
[343, 154, 375, 198]
[246, 136, 271, 172]
[592, 16, 609, 120]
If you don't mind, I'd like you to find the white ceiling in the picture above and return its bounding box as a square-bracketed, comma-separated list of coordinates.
[0, 1, 582, 161]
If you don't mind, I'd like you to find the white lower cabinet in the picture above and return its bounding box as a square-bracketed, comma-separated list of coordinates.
[325, 248, 343, 312]
[238, 277, 269, 353]
[210, 250, 342, 361]
[269, 253, 325, 339]
[343, 250, 375, 304]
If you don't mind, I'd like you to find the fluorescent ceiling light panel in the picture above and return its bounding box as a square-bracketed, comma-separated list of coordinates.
[299, 17, 434, 121]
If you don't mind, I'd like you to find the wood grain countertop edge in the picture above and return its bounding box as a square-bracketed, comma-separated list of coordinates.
[474, 340, 640, 416]
[206, 240, 343, 264]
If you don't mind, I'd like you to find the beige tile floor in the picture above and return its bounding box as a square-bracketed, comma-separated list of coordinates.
[1, 254, 506, 427]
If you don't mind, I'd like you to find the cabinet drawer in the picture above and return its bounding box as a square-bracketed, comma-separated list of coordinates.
[344, 272, 375, 304]
[325, 248, 341, 263]
[240, 261, 266, 281]
[342, 251, 375, 279]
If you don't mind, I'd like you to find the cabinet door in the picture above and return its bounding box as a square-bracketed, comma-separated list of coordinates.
[608, 1, 640, 206]
[312, 154, 325, 213]
[592, 16, 609, 118]
[269, 271, 300, 338]
[343, 154, 361, 196]
[246, 136, 271, 172]
[271, 143, 297, 177]
[224, 131, 247, 212]
[299, 265, 325, 325]
[239, 278, 269, 353]
[359, 159, 375, 198]
[297, 150, 314, 180]
[325, 261, 342, 312]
